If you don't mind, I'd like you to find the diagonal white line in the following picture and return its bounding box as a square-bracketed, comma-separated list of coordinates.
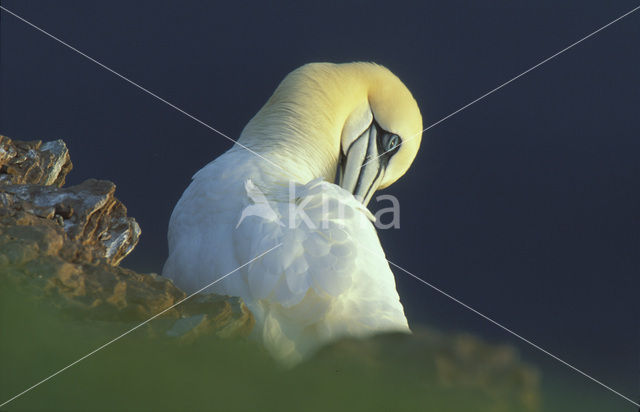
[384, 257, 640, 408]
[0, 5, 287, 174]
[362, 4, 640, 169]
[0, 243, 282, 409]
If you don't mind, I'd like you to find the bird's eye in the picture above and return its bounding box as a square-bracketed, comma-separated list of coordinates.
[383, 134, 401, 152]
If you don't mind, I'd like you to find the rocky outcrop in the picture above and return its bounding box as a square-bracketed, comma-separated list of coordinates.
[0, 135, 254, 338]
[1, 179, 141, 266]
[0, 136, 72, 187]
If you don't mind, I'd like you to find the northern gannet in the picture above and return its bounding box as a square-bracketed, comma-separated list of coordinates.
[163, 62, 422, 364]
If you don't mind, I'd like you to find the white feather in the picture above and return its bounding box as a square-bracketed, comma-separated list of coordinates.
[163, 149, 409, 364]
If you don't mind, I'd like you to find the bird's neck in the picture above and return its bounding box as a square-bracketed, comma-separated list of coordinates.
[235, 65, 374, 186]
[236, 128, 340, 186]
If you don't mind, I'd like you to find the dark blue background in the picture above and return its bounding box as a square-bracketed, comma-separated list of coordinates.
[1, 1, 638, 408]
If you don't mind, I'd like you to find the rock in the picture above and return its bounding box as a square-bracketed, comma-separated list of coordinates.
[1, 179, 141, 266]
[0, 134, 139, 265]
[0, 254, 254, 338]
[0, 135, 72, 187]
[0, 219, 254, 338]
[0, 135, 254, 339]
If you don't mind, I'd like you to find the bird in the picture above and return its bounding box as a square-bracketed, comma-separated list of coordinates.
[163, 62, 423, 365]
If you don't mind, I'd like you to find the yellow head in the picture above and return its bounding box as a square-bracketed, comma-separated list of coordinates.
[239, 62, 422, 204]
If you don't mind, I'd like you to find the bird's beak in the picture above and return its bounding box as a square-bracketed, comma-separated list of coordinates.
[335, 123, 391, 206]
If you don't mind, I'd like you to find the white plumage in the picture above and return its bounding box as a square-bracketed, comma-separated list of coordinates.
[163, 62, 423, 364]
